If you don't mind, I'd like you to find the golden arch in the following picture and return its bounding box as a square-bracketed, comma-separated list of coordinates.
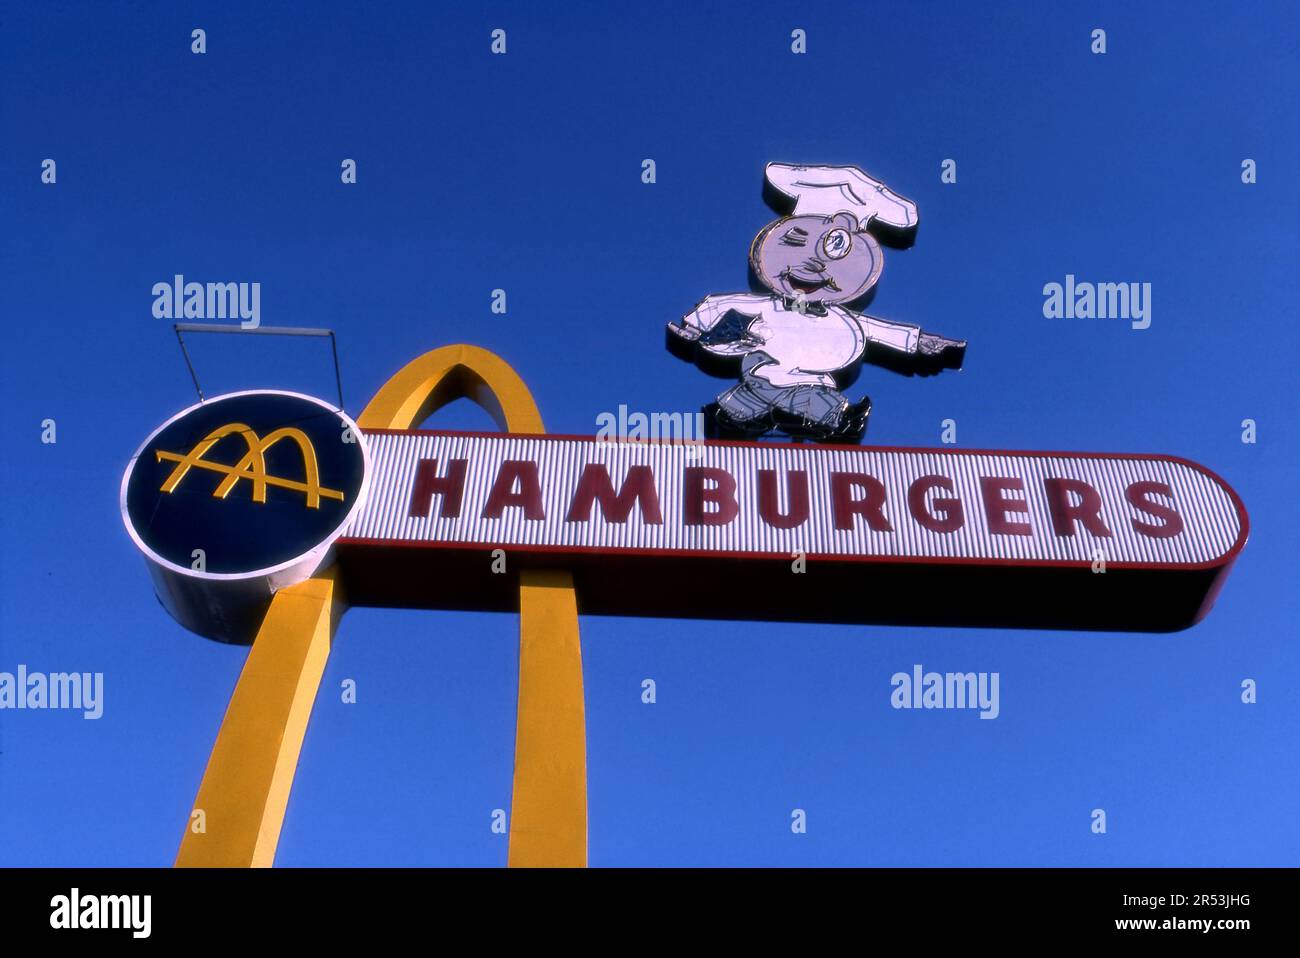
[175, 345, 587, 867]
[157, 422, 344, 508]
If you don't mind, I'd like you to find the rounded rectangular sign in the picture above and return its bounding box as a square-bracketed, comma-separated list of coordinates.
[336, 430, 1246, 633]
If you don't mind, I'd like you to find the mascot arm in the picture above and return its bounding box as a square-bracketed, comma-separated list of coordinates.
[670, 293, 767, 341]
[853, 312, 966, 373]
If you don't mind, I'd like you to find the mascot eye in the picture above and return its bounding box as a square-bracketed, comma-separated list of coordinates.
[822, 228, 852, 260]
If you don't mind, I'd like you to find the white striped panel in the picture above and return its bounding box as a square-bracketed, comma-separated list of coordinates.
[343, 433, 1243, 566]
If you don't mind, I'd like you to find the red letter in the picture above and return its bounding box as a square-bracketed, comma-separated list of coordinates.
[980, 477, 1032, 536]
[831, 472, 893, 532]
[565, 464, 663, 524]
[408, 458, 468, 518]
[1126, 481, 1184, 538]
[482, 460, 545, 520]
[907, 475, 963, 533]
[1044, 478, 1112, 537]
[757, 469, 809, 530]
[684, 467, 739, 526]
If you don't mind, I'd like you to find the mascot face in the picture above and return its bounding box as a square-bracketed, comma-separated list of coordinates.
[749, 212, 883, 305]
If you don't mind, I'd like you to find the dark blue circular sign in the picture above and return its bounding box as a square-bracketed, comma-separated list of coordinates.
[122, 391, 369, 577]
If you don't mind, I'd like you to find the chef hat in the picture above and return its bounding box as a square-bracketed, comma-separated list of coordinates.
[765, 162, 918, 231]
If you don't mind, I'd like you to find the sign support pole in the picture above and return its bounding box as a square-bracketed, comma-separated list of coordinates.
[509, 568, 587, 866]
[355, 344, 588, 868]
[175, 568, 343, 867]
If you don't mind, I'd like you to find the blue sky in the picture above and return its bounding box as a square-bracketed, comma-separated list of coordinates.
[1, 0, 1297, 866]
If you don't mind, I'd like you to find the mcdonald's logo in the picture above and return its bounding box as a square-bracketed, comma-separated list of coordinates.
[155, 422, 344, 508]
[121, 391, 368, 638]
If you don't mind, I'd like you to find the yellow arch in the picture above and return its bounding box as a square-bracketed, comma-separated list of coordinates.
[176, 345, 587, 868]
[356, 343, 544, 435]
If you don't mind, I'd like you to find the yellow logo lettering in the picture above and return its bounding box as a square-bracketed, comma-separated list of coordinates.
[155, 422, 343, 509]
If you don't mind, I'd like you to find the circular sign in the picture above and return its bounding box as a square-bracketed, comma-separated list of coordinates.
[121, 390, 369, 580]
